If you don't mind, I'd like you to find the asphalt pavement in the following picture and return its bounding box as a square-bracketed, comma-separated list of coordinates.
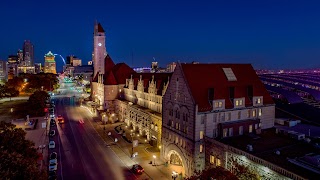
[48, 77, 139, 180]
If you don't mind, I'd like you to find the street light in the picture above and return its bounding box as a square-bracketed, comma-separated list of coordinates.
[153, 155, 156, 166]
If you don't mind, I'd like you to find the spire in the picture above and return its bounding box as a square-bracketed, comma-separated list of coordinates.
[97, 23, 105, 33]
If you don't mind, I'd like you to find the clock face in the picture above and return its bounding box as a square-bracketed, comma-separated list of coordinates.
[98, 43, 102, 47]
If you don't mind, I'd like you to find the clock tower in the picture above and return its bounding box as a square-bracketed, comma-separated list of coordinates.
[93, 21, 107, 78]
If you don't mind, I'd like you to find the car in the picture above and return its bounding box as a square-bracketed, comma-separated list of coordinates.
[49, 159, 57, 165]
[132, 164, 144, 174]
[49, 141, 55, 149]
[49, 162, 57, 171]
[49, 130, 55, 137]
[48, 170, 57, 180]
[50, 152, 57, 160]
[79, 119, 84, 124]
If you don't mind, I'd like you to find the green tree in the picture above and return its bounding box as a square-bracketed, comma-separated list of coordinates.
[27, 91, 50, 116]
[231, 159, 260, 180]
[186, 166, 238, 180]
[0, 121, 47, 179]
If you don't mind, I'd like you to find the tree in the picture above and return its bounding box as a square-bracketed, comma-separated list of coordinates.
[231, 159, 260, 180]
[186, 166, 238, 180]
[28, 91, 50, 116]
[0, 121, 47, 179]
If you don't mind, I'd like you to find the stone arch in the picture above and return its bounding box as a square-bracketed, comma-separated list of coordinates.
[164, 143, 189, 177]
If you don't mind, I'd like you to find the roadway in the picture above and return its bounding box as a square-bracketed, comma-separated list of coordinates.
[50, 77, 140, 180]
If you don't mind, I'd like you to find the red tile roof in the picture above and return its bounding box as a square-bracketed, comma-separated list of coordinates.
[104, 71, 117, 85]
[112, 63, 136, 84]
[180, 63, 274, 112]
[104, 54, 115, 73]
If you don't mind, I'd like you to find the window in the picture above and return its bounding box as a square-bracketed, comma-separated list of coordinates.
[258, 108, 262, 116]
[201, 115, 205, 124]
[236, 100, 239, 106]
[200, 131, 204, 139]
[255, 124, 258, 129]
[155, 125, 158, 132]
[213, 129, 218, 138]
[176, 123, 178, 129]
[200, 144, 203, 153]
[249, 125, 253, 133]
[252, 109, 256, 117]
[228, 127, 233, 137]
[228, 112, 231, 121]
[247, 110, 251, 118]
[210, 155, 215, 164]
[223, 128, 228, 137]
[223, 68, 237, 81]
[237, 111, 241, 119]
[171, 120, 174, 127]
[257, 98, 261, 104]
[175, 136, 178, 144]
[214, 101, 223, 108]
[239, 126, 243, 135]
[216, 158, 221, 166]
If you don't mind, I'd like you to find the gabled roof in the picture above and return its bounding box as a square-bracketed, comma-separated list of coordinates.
[104, 54, 115, 73]
[97, 23, 105, 33]
[112, 63, 136, 84]
[180, 63, 274, 112]
[104, 71, 117, 85]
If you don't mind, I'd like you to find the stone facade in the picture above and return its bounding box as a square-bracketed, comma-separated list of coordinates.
[161, 63, 277, 178]
[205, 138, 306, 180]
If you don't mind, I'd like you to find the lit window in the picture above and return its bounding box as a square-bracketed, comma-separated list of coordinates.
[239, 100, 243, 106]
[176, 123, 178, 129]
[200, 131, 204, 139]
[210, 155, 215, 164]
[258, 108, 262, 116]
[200, 144, 203, 153]
[253, 110, 256, 117]
[257, 98, 261, 104]
[219, 102, 222, 107]
[236, 100, 239, 106]
[216, 158, 221, 166]
[223, 128, 228, 137]
[249, 125, 253, 133]
[175, 136, 178, 144]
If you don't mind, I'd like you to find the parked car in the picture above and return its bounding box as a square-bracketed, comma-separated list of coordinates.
[48, 171, 57, 180]
[49, 162, 57, 171]
[132, 164, 144, 174]
[50, 152, 57, 160]
[49, 141, 55, 149]
[49, 130, 56, 137]
[49, 159, 57, 165]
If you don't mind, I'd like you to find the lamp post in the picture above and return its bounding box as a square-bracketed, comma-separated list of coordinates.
[153, 155, 156, 166]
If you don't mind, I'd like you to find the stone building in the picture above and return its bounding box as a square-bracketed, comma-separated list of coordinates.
[161, 63, 275, 177]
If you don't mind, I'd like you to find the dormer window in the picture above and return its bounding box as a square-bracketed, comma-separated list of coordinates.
[214, 101, 223, 108]
[253, 96, 263, 106]
[234, 98, 245, 108]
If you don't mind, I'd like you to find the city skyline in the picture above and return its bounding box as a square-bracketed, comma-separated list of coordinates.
[2, 1, 320, 72]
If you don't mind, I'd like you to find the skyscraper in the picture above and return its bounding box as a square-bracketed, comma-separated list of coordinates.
[23, 40, 34, 66]
[44, 51, 56, 74]
[93, 21, 107, 78]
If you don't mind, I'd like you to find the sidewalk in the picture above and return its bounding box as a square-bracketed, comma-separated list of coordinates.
[82, 106, 178, 180]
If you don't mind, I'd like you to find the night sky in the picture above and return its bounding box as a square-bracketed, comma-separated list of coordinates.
[1, 0, 320, 72]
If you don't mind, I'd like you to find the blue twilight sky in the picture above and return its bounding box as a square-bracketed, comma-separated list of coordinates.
[1, 0, 320, 72]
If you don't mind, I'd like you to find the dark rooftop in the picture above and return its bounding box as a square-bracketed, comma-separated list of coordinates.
[219, 128, 320, 179]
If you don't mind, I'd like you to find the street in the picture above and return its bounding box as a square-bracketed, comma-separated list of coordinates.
[49, 77, 141, 180]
